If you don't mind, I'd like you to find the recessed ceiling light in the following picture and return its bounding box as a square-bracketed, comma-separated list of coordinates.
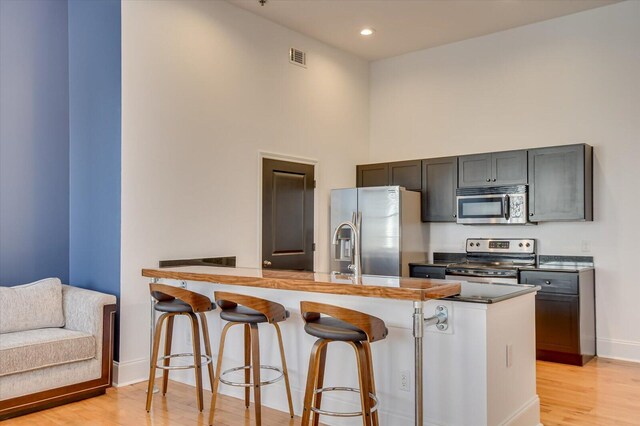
[360, 28, 375, 36]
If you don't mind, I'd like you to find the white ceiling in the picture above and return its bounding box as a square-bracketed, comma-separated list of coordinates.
[228, 0, 620, 61]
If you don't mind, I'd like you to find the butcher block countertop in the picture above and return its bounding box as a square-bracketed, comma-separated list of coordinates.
[142, 266, 461, 302]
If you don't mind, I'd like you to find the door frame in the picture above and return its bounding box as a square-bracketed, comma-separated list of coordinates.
[257, 151, 319, 271]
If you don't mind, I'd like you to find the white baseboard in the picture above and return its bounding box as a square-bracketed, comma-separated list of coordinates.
[597, 338, 640, 363]
[113, 358, 159, 387]
[503, 396, 541, 426]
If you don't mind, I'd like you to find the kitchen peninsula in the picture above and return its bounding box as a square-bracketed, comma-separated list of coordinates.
[142, 266, 541, 425]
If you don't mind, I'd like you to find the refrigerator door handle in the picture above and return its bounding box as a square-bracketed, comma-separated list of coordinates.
[351, 212, 362, 233]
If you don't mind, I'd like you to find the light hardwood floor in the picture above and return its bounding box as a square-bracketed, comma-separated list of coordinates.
[537, 358, 640, 425]
[4, 358, 640, 425]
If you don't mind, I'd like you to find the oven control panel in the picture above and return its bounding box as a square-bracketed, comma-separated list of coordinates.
[466, 238, 535, 254]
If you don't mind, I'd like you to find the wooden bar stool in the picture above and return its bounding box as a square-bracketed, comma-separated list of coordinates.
[208, 292, 294, 426]
[145, 284, 216, 412]
[300, 301, 388, 426]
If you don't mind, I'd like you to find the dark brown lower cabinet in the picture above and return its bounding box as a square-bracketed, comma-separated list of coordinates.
[521, 269, 595, 366]
[408, 264, 446, 279]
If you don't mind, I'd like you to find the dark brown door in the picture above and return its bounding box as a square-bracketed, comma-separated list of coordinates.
[262, 158, 314, 271]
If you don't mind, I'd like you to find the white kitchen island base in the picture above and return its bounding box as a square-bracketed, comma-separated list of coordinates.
[418, 292, 540, 426]
[143, 269, 540, 426]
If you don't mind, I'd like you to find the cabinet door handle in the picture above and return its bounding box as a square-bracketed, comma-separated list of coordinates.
[492, 178, 497, 182]
[452, 214, 457, 218]
[544, 280, 551, 285]
[486, 178, 491, 182]
[263, 260, 272, 267]
[425, 274, 430, 278]
[529, 213, 534, 217]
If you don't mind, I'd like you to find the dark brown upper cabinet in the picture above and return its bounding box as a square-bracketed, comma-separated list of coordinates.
[458, 150, 527, 187]
[528, 144, 593, 222]
[458, 153, 492, 187]
[389, 160, 422, 191]
[356, 160, 421, 191]
[421, 157, 458, 222]
[356, 163, 389, 187]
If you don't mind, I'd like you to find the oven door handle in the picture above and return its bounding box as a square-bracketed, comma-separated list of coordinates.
[503, 194, 510, 220]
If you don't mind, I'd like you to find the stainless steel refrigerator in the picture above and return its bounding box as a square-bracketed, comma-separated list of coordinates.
[330, 186, 425, 277]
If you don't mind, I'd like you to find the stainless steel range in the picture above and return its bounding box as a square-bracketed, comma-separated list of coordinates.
[445, 238, 536, 284]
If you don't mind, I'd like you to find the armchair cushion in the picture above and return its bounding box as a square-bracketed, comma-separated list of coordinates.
[0, 328, 95, 377]
[0, 278, 65, 334]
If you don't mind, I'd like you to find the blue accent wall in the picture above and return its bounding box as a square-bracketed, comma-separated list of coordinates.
[0, 0, 70, 286]
[68, 0, 121, 358]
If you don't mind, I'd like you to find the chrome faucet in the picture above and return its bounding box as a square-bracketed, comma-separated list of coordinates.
[332, 213, 361, 279]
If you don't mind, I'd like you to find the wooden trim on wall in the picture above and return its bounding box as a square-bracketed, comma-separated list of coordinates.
[0, 304, 117, 420]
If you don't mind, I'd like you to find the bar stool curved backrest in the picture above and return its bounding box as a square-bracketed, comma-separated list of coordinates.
[209, 292, 293, 426]
[301, 301, 388, 343]
[300, 301, 388, 426]
[146, 283, 215, 413]
[150, 283, 213, 313]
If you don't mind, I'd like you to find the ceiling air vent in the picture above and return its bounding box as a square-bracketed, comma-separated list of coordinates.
[289, 47, 306, 68]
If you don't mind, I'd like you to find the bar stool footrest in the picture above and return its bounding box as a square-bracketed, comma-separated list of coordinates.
[310, 386, 379, 417]
[155, 353, 212, 370]
[219, 365, 284, 387]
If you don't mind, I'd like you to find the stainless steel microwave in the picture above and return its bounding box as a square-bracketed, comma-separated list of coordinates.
[456, 185, 528, 225]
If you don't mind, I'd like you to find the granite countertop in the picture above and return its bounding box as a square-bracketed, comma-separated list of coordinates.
[520, 264, 594, 273]
[521, 255, 594, 273]
[447, 281, 540, 304]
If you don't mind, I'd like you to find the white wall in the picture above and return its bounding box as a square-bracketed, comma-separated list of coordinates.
[370, 1, 640, 361]
[119, 0, 369, 383]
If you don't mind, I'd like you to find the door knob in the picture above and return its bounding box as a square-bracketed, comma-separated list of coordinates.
[263, 260, 272, 267]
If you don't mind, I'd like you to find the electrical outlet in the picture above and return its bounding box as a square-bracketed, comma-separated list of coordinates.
[581, 240, 591, 253]
[399, 370, 411, 392]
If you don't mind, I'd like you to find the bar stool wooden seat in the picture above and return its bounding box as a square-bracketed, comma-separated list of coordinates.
[145, 284, 216, 413]
[300, 301, 388, 426]
[208, 292, 294, 426]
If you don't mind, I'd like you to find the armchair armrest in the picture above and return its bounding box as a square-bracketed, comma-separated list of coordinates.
[62, 285, 116, 366]
[62, 285, 116, 336]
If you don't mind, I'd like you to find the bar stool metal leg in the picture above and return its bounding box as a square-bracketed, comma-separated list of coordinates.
[273, 322, 295, 418]
[162, 315, 175, 395]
